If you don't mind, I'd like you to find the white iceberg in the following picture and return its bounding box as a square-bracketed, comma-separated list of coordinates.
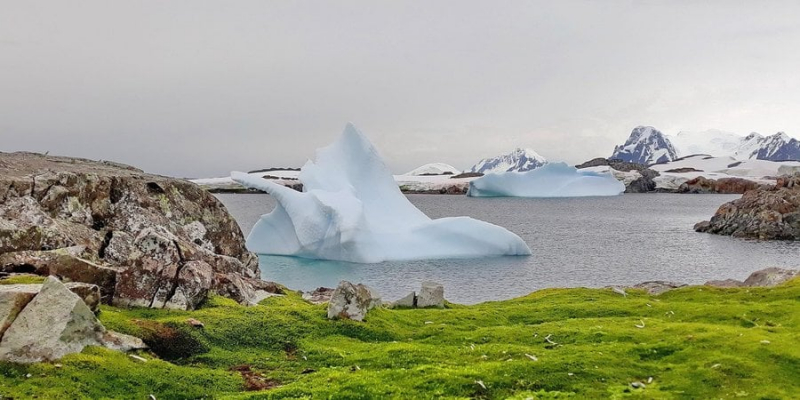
[231, 124, 531, 263]
[467, 162, 625, 198]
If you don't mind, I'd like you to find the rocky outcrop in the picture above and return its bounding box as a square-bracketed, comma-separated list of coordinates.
[631, 281, 687, 295]
[677, 176, 765, 194]
[0, 276, 146, 363]
[574, 158, 659, 193]
[0, 152, 280, 310]
[695, 176, 800, 239]
[705, 267, 798, 288]
[327, 281, 381, 321]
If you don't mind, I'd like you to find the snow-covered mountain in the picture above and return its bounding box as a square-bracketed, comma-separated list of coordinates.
[735, 132, 800, 161]
[404, 163, 461, 176]
[469, 148, 547, 174]
[668, 130, 800, 161]
[610, 126, 678, 165]
[667, 129, 743, 157]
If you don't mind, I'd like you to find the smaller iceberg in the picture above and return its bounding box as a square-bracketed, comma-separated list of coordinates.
[467, 162, 625, 198]
[232, 124, 531, 263]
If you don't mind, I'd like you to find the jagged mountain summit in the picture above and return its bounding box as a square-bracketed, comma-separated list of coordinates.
[610, 126, 678, 165]
[735, 132, 800, 161]
[667, 130, 800, 161]
[469, 148, 547, 174]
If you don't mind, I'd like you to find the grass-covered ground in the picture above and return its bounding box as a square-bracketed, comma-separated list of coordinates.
[1, 277, 799, 399]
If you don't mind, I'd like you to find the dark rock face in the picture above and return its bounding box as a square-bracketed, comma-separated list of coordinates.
[611, 126, 678, 165]
[574, 157, 659, 193]
[695, 176, 800, 239]
[677, 177, 765, 194]
[0, 152, 280, 309]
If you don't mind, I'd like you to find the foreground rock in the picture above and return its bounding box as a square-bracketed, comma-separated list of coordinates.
[302, 287, 334, 305]
[327, 281, 381, 321]
[388, 282, 446, 308]
[694, 175, 800, 240]
[0, 281, 101, 313]
[0, 152, 281, 309]
[706, 267, 799, 288]
[0, 277, 146, 363]
[631, 281, 687, 295]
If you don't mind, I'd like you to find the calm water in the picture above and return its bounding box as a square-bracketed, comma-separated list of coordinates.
[215, 193, 800, 304]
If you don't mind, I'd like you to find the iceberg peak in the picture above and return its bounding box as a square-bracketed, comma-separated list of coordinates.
[232, 124, 531, 263]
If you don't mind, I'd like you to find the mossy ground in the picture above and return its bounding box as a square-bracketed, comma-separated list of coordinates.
[2, 279, 799, 399]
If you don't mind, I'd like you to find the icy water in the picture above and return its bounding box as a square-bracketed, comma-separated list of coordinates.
[215, 193, 800, 304]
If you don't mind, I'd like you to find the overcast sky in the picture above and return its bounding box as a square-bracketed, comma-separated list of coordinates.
[2, 1, 800, 177]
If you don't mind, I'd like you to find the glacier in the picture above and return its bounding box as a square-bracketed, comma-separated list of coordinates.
[467, 162, 625, 198]
[231, 124, 531, 263]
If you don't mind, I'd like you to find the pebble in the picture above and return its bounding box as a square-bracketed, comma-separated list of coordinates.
[630, 381, 646, 389]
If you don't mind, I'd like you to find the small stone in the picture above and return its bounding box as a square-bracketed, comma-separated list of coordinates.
[631, 381, 646, 389]
[326, 281, 381, 321]
[187, 318, 205, 329]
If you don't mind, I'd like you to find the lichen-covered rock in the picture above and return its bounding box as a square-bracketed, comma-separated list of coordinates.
[0, 276, 145, 363]
[695, 180, 800, 240]
[327, 281, 381, 321]
[0, 152, 262, 309]
[417, 281, 445, 308]
[0, 276, 105, 363]
[0, 287, 37, 340]
[0, 282, 102, 314]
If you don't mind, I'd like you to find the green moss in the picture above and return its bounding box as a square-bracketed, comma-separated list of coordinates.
[0, 275, 46, 285]
[2, 279, 800, 399]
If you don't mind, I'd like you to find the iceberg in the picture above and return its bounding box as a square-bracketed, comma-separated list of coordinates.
[467, 162, 625, 198]
[231, 124, 531, 263]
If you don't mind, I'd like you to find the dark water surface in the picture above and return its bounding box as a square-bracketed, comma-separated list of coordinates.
[215, 193, 800, 304]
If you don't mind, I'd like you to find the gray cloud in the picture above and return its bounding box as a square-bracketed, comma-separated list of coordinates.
[2, 0, 800, 177]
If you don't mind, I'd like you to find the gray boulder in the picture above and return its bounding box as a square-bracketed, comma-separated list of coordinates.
[0, 286, 37, 340]
[389, 291, 416, 308]
[0, 276, 146, 363]
[0, 276, 105, 363]
[417, 281, 444, 308]
[327, 281, 381, 321]
[0, 282, 101, 313]
[743, 267, 798, 287]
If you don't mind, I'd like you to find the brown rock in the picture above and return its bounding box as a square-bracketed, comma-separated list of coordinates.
[694, 182, 800, 240]
[678, 176, 764, 194]
[302, 287, 335, 304]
